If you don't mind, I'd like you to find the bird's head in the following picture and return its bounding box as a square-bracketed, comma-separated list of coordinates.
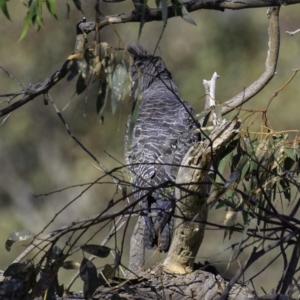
[127, 44, 172, 92]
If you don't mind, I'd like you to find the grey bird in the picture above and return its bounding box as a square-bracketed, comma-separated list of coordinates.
[125, 44, 200, 252]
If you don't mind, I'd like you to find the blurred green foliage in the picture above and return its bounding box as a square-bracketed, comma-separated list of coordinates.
[0, 0, 299, 294]
[0, 0, 84, 40]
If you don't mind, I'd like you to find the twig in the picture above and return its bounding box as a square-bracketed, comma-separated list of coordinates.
[0, 66, 25, 89]
[203, 72, 219, 110]
[12, 205, 139, 264]
[279, 235, 300, 294]
[65, 216, 126, 292]
[286, 29, 300, 36]
[219, 229, 300, 300]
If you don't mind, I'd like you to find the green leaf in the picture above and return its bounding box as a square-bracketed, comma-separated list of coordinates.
[111, 63, 128, 114]
[125, 90, 141, 153]
[161, 0, 168, 27]
[242, 210, 249, 225]
[283, 156, 295, 171]
[220, 139, 240, 161]
[279, 179, 291, 201]
[232, 220, 249, 260]
[66, 1, 71, 18]
[73, 0, 84, 13]
[215, 199, 227, 209]
[224, 170, 240, 189]
[4, 260, 34, 276]
[216, 151, 232, 183]
[138, 0, 149, 40]
[76, 73, 87, 95]
[201, 111, 212, 127]
[5, 230, 34, 251]
[46, 0, 58, 19]
[105, 55, 113, 89]
[18, 7, 35, 41]
[171, 0, 182, 15]
[81, 244, 111, 258]
[111, 294, 123, 300]
[96, 80, 109, 124]
[102, 264, 115, 279]
[0, 0, 11, 20]
[285, 147, 296, 161]
[51, 245, 62, 259]
[181, 4, 196, 26]
[63, 261, 81, 270]
[54, 277, 64, 297]
[80, 258, 99, 299]
[240, 160, 250, 181]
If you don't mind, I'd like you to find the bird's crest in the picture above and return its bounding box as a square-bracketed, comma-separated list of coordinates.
[127, 44, 172, 92]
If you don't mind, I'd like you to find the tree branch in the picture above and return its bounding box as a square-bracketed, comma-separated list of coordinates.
[219, 229, 300, 300]
[0, 20, 95, 118]
[221, 6, 280, 115]
[98, 0, 297, 29]
[163, 117, 241, 274]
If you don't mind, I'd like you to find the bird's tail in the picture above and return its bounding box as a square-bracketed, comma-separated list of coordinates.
[144, 200, 174, 252]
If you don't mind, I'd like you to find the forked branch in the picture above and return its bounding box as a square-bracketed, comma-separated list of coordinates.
[163, 117, 241, 274]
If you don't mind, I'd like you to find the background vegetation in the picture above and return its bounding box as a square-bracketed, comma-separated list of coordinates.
[0, 0, 299, 295]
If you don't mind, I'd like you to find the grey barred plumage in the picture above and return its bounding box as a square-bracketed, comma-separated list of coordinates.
[125, 44, 200, 251]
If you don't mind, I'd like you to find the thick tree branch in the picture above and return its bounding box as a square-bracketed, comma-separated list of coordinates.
[98, 0, 295, 28]
[127, 216, 145, 275]
[163, 117, 241, 274]
[221, 6, 280, 115]
[0, 3, 283, 119]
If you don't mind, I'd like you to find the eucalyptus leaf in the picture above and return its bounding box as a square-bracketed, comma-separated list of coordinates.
[81, 244, 111, 258]
[111, 63, 128, 114]
[181, 5, 196, 26]
[76, 73, 87, 95]
[5, 230, 34, 251]
[63, 261, 81, 270]
[73, 0, 84, 13]
[161, 0, 168, 26]
[80, 258, 99, 299]
[46, 0, 58, 19]
[0, 0, 10, 20]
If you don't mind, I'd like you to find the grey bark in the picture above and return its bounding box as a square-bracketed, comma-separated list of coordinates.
[163, 118, 241, 274]
[127, 216, 145, 275]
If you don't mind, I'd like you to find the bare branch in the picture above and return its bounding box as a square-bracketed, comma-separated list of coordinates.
[0, 59, 74, 117]
[97, 0, 298, 29]
[127, 216, 145, 275]
[219, 229, 300, 300]
[203, 72, 219, 110]
[279, 235, 300, 294]
[221, 6, 280, 115]
[286, 28, 300, 36]
[163, 118, 241, 274]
